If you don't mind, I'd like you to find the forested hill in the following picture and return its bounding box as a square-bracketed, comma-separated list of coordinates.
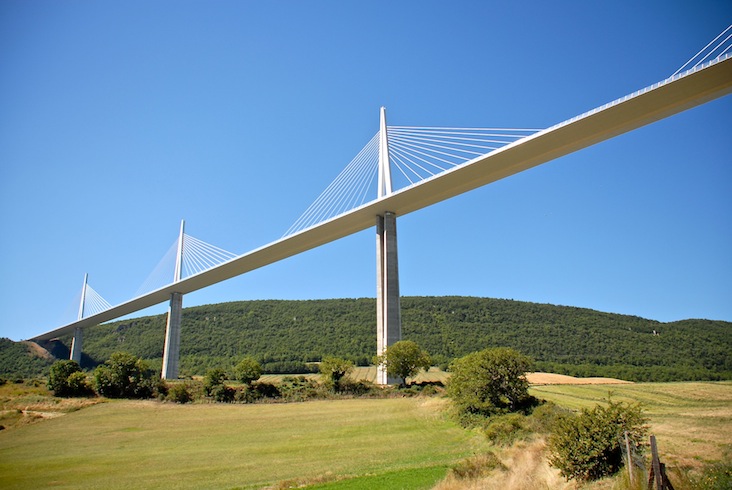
[3, 296, 730, 381]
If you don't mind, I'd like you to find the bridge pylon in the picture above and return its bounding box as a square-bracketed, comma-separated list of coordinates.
[376, 107, 402, 385]
[69, 273, 87, 363]
[161, 220, 185, 379]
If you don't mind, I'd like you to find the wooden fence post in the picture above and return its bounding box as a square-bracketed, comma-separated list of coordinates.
[647, 435, 675, 490]
[625, 431, 634, 486]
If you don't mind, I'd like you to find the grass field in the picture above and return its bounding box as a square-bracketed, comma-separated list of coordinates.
[1, 380, 729, 489]
[529, 381, 732, 467]
[0, 397, 487, 490]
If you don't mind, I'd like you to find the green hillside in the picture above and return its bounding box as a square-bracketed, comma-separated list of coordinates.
[3, 296, 730, 381]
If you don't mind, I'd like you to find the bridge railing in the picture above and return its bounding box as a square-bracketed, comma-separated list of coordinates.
[545, 52, 732, 135]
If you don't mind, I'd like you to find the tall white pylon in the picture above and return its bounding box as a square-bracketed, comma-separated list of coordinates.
[69, 273, 87, 363]
[162, 220, 185, 379]
[376, 107, 402, 385]
[378, 106, 392, 198]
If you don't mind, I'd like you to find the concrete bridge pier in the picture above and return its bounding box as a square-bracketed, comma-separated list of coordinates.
[70, 327, 83, 363]
[376, 212, 401, 385]
[161, 292, 182, 379]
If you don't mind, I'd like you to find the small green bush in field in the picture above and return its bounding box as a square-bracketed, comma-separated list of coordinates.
[447, 347, 536, 421]
[547, 400, 647, 482]
[65, 371, 93, 397]
[210, 384, 235, 403]
[49, 360, 88, 397]
[483, 413, 530, 446]
[203, 368, 227, 397]
[167, 383, 192, 404]
[319, 356, 354, 392]
[92, 352, 158, 399]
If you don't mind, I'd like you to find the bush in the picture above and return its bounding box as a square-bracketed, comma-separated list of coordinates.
[483, 413, 531, 446]
[92, 352, 158, 399]
[203, 368, 228, 397]
[48, 360, 85, 397]
[167, 383, 193, 404]
[210, 384, 235, 403]
[447, 347, 535, 420]
[450, 452, 505, 479]
[319, 356, 354, 392]
[65, 371, 93, 397]
[547, 400, 648, 482]
[251, 381, 280, 399]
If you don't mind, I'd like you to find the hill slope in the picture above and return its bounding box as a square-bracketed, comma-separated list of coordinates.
[3, 296, 730, 381]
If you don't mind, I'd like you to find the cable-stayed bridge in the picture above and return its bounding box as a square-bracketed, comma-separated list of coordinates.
[31, 31, 732, 382]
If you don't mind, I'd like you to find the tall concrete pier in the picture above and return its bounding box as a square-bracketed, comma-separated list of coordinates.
[375, 107, 402, 385]
[161, 291, 182, 379]
[376, 212, 401, 385]
[161, 220, 185, 380]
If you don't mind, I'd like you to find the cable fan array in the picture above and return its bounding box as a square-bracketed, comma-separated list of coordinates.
[283, 126, 540, 237]
[80, 284, 113, 318]
[672, 24, 732, 76]
[135, 233, 238, 297]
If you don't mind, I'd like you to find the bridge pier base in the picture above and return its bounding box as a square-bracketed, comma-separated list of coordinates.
[70, 327, 83, 364]
[161, 292, 182, 379]
[376, 212, 401, 385]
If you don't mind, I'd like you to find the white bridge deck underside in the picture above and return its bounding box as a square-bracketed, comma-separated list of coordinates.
[32, 57, 732, 342]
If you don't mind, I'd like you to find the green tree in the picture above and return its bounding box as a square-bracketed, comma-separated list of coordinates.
[447, 347, 534, 418]
[547, 400, 648, 482]
[48, 360, 84, 397]
[319, 356, 354, 391]
[377, 340, 431, 387]
[93, 352, 157, 399]
[234, 357, 262, 385]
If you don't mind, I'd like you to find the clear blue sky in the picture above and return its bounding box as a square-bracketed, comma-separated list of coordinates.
[1, 1, 730, 341]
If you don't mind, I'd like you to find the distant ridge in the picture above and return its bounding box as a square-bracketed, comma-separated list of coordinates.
[2, 296, 730, 381]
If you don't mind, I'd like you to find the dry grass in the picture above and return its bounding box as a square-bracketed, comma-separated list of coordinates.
[346, 368, 630, 386]
[527, 373, 631, 385]
[0, 381, 103, 430]
[435, 439, 573, 490]
[530, 382, 732, 468]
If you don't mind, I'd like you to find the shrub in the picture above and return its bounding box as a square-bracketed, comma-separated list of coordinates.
[92, 352, 157, 399]
[48, 360, 84, 397]
[447, 347, 535, 420]
[450, 452, 505, 479]
[547, 400, 648, 482]
[65, 371, 93, 397]
[319, 356, 354, 392]
[167, 383, 193, 404]
[251, 381, 280, 399]
[525, 402, 571, 434]
[210, 384, 235, 403]
[203, 368, 227, 397]
[483, 413, 531, 446]
[279, 376, 326, 401]
[338, 379, 378, 397]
